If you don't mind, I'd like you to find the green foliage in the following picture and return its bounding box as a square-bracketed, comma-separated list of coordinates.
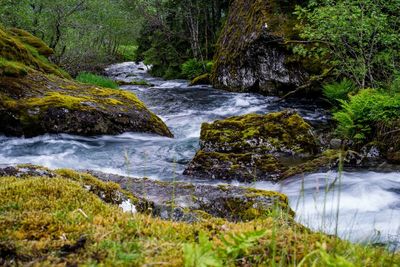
[0, 0, 142, 73]
[183, 232, 222, 267]
[117, 45, 138, 61]
[181, 59, 209, 80]
[220, 229, 267, 260]
[333, 89, 400, 142]
[135, 0, 229, 79]
[323, 79, 355, 105]
[295, 0, 400, 88]
[389, 73, 400, 93]
[183, 230, 266, 266]
[76, 72, 118, 89]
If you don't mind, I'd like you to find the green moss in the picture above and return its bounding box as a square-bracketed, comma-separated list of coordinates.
[0, 168, 398, 266]
[0, 26, 69, 79]
[9, 28, 54, 56]
[282, 149, 341, 179]
[190, 73, 211, 86]
[24, 92, 88, 110]
[0, 57, 28, 77]
[200, 111, 318, 155]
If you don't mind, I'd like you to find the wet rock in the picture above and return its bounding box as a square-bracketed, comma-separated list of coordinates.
[329, 138, 342, 150]
[211, 0, 315, 96]
[0, 26, 172, 138]
[0, 165, 293, 223]
[88, 170, 293, 222]
[184, 110, 330, 182]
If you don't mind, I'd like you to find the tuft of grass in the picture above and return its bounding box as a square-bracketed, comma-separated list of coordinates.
[76, 72, 118, 89]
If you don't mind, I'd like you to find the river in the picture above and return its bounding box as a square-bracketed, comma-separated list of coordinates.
[0, 62, 399, 249]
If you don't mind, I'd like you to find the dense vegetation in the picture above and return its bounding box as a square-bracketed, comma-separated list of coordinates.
[293, 0, 400, 150]
[0, 0, 141, 75]
[133, 0, 229, 79]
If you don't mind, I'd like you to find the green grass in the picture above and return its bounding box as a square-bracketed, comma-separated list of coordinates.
[76, 72, 118, 89]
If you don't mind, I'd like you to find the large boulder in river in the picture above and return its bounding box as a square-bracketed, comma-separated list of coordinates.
[0, 27, 172, 137]
[184, 110, 339, 182]
[211, 0, 313, 96]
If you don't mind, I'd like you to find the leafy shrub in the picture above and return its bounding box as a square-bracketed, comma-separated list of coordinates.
[389, 73, 400, 93]
[76, 72, 118, 89]
[323, 79, 355, 105]
[181, 59, 213, 80]
[117, 45, 138, 61]
[333, 89, 400, 142]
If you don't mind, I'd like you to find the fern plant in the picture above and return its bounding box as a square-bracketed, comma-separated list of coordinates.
[183, 230, 267, 267]
[183, 232, 222, 267]
[323, 79, 356, 105]
[219, 229, 267, 260]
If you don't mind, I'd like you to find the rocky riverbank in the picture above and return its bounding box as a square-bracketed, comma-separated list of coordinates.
[1, 165, 398, 266]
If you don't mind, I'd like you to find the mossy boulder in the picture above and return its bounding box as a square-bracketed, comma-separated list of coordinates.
[211, 0, 311, 96]
[184, 110, 339, 182]
[0, 26, 172, 137]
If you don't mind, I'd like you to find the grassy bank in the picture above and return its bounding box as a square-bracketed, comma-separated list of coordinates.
[0, 168, 398, 266]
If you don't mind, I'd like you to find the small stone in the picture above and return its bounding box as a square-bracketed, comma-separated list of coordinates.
[330, 138, 342, 149]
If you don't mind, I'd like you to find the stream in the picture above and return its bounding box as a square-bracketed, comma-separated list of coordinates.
[0, 62, 399, 249]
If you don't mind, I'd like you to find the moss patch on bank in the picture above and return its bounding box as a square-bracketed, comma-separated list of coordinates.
[0, 168, 398, 266]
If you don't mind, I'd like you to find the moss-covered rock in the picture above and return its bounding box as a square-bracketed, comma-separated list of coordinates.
[211, 0, 312, 96]
[0, 26, 172, 137]
[0, 165, 292, 223]
[184, 110, 336, 182]
[0, 165, 398, 266]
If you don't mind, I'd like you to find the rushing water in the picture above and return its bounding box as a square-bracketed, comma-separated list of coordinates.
[0, 62, 399, 248]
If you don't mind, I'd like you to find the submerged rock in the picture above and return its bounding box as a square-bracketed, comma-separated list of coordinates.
[0, 26, 172, 137]
[211, 0, 313, 96]
[184, 110, 339, 182]
[0, 165, 292, 222]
